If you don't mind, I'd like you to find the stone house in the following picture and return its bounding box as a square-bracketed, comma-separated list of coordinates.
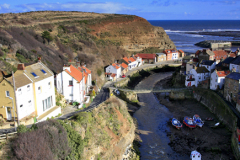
[197, 49, 215, 62]
[210, 70, 230, 90]
[156, 53, 166, 62]
[135, 53, 156, 64]
[224, 72, 240, 104]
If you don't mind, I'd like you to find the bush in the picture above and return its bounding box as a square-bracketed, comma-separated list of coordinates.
[42, 31, 53, 43]
[97, 68, 102, 76]
[17, 124, 30, 133]
[0, 50, 3, 56]
[13, 120, 71, 160]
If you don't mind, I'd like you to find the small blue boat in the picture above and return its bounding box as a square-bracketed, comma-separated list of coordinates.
[183, 116, 196, 128]
[171, 118, 182, 129]
[193, 114, 204, 128]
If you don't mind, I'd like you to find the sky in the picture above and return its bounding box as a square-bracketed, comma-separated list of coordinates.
[0, 0, 239, 20]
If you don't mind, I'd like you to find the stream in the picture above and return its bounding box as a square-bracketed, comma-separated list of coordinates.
[133, 72, 189, 160]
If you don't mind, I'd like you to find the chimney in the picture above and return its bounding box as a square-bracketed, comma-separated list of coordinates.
[17, 63, 25, 70]
[38, 57, 41, 62]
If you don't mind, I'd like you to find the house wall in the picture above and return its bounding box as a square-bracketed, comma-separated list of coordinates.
[157, 55, 166, 62]
[166, 53, 172, 61]
[185, 74, 196, 87]
[15, 83, 35, 120]
[210, 72, 225, 90]
[37, 106, 61, 122]
[0, 80, 17, 120]
[128, 61, 138, 70]
[224, 78, 239, 103]
[106, 65, 121, 78]
[230, 64, 240, 73]
[172, 52, 178, 60]
[34, 76, 56, 118]
[186, 63, 196, 74]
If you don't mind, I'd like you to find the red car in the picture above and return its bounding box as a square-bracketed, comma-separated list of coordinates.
[121, 74, 126, 78]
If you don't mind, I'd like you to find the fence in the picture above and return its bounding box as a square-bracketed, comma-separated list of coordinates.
[0, 132, 17, 142]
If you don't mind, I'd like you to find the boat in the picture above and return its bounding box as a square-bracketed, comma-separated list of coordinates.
[190, 150, 201, 160]
[193, 114, 204, 128]
[171, 118, 182, 129]
[183, 116, 196, 128]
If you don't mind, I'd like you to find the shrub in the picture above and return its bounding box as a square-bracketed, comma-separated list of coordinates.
[17, 124, 30, 134]
[97, 68, 102, 76]
[0, 50, 3, 56]
[13, 120, 71, 160]
[42, 31, 53, 43]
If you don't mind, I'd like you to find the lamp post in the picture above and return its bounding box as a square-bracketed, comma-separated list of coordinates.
[8, 97, 16, 131]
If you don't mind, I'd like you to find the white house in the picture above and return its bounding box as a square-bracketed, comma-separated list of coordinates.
[105, 63, 121, 78]
[210, 70, 230, 90]
[229, 56, 240, 73]
[79, 66, 92, 94]
[185, 74, 196, 87]
[56, 65, 85, 106]
[123, 57, 138, 70]
[199, 60, 216, 71]
[133, 55, 143, 66]
[16, 61, 61, 122]
[185, 67, 210, 87]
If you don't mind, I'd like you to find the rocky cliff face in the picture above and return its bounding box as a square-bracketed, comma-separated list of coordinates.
[89, 16, 175, 52]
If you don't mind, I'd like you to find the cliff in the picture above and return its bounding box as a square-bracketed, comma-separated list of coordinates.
[0, 11, 175, 86]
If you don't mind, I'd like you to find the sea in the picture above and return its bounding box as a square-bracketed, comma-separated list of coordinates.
[148, 20, 240, 54]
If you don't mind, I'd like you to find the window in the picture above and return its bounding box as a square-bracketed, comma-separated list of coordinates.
[215, 79, 217, 82]
[31, 72, 39, 78]
[38, 86, 41, 94]
[41, 69, 47, 75]
[18, 88, 22, 95]
[27, 85, 30, 91]
[69, 81, 73, 86]
[28, 100, 32, 106]
[20, 104, 23, 107]
[48, 82, 51, 89]
[5, 91, 10, 97]
[42, 96, 52, 111]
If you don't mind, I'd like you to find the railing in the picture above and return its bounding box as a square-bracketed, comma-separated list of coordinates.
[0, 132, 17, 142]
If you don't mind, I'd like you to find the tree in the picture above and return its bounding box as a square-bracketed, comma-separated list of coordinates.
[41, 31, 53, 44]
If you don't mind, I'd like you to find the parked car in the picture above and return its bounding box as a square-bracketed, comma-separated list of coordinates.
[121, 74, 126, 78]
[113, 89, 120, 95]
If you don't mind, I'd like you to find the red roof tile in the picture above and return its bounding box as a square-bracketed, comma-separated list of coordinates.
[129, 57, 136, 62]
[213, 50, 228, 60]
[82, 66, 91, 74]
[123, 57, 129, 64]
[112, 63, 120, 69]
[121, 63, 128, 69]
[163, 49, 178, 54]
[136, 53, 155, 59]
[65, 65, 84, 82]
[229, 53, 237, 58]
[178, 50, 184, 53]
[216, 70, 230, 77]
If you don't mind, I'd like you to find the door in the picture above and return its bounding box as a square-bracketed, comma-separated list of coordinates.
[188, 82, 191, 86]
[6, 107, 12, 120]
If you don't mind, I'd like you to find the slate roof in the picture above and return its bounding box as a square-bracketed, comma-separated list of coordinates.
[6, 73, 32, 88]
[222, 57, 234, 64]
[230, 56, 240, 65]
[195, 67, 209, 73]
[156, 53, 166, 56]
[216, 61, 222, 67]
[17, 62, 53, 83]
[226, 72, 240, 81]
[200, 60, 214, 66]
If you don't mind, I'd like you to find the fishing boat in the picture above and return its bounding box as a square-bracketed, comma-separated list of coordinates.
[183, 116, 196, 128]
[193, 114, 204, 128]
[171, 118, 182, 129]
[190, 150, 201, 160]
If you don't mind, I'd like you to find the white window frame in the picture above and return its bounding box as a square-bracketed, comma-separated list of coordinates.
[27, 85, 30, 91]
[5, 91, 10, 97]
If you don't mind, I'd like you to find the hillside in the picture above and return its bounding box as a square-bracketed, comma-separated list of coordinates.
[0, 11, 175, 86]
[0, 96, 136, 160]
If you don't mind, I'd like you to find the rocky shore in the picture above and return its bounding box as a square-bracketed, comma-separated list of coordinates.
[187, 31, 240, 40]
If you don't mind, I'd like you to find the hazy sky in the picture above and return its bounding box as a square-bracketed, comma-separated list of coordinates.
[0, 0, 239, 20]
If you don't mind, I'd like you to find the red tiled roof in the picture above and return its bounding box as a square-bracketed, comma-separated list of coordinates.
[163, 49, 178, 54]
[112, 63, 120, 69]
[213, 50, 228, 60]
[129, 57, 136, 62]
[121, 63, 128, 69]
[216, 70, 230, 77]
[178, 50, 184, 53]
[123, 57, 129, 64]
[136, 53, 155, 59]
[195, 50, 200, 56]
[65, 65, 84, 82]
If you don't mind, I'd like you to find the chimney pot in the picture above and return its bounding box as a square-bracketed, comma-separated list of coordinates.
[17, 63, 25, 70]
[38, 57, 41, 62]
